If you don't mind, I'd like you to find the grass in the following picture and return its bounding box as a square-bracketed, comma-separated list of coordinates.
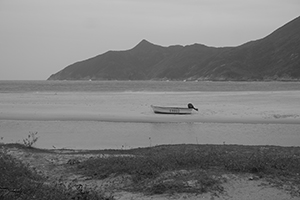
[74, 144, 300, 195]
[0, 144, 112, 200]
[76, 144, 300, 176]
[1, 143, 300, 197]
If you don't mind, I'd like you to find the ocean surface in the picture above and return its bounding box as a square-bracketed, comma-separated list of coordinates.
[1, 80, 300, 93]
[1, 80, 300, 149]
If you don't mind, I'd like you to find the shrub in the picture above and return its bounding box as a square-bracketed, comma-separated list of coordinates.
[74, 144, 300, 195]
[22, 132, 39, 148]
[0, 149, 112, 200]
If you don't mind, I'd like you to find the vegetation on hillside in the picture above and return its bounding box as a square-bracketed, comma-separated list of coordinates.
[48, 16, 300, 81]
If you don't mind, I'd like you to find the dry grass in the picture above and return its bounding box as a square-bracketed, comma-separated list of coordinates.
[0, 144, 112, 200]
[73, 144, 300, 195]
[1, 143, 300, 198]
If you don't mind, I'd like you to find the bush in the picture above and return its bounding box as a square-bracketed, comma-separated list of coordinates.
[22, 132, 39, 147]
[0, 149, 112, 200]
[74, 144, 300, 194]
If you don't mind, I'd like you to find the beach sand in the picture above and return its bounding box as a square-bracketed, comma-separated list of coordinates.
[1, 91, 300, 149]
[1, 91, 299, 124]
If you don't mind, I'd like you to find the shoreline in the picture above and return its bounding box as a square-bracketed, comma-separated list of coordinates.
[1, 90, 300, 149]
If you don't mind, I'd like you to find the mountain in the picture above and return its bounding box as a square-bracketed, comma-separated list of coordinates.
[48, 39, 183, 80]
[48, 16, 300, 81]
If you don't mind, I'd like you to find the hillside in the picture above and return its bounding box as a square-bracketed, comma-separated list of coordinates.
[48, 16, 300, 81]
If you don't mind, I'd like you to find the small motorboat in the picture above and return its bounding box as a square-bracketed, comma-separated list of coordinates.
[151, 103, 198, 114]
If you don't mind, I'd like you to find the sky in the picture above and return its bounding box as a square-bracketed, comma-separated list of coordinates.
[1, 0, 299, 80]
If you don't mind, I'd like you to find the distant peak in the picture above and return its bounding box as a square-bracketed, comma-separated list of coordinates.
[136, 39, 153, 47]
[131, 39, 159, 52]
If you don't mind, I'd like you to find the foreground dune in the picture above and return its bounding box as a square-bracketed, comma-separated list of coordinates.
[2, 144, 300, 200]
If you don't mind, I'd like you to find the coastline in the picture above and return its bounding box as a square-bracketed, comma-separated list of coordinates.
[1, 87, 300, 199]
[1, 90, 300, 149]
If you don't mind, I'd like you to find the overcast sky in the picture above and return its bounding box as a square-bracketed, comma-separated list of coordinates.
[1, 0, 299, 80]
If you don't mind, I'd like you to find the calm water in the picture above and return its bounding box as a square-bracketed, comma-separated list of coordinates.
[1, 80, 300, 93]
[1, 80, 300, 149]
[1, 120, 300, 149]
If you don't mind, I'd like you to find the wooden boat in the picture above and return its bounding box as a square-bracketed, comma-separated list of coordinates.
[151, 103, 198, 114]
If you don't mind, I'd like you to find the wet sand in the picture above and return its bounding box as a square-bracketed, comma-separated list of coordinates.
[1, 91, 299, 124]
[0, 91, 300, 149]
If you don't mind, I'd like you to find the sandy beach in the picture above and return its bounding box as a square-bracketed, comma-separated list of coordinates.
[1, 91, 300, 149]
[0, 90, 299, 149]
[1, 91, 300, 124]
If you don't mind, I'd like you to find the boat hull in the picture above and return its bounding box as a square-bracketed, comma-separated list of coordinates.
[151, 105, 193, 114]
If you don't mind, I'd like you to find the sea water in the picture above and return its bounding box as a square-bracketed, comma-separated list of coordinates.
[0, 80, 300, 149]
[1, 80, 300, 93]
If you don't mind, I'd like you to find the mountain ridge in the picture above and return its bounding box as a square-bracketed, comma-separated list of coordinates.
[48, 16, 300, 81]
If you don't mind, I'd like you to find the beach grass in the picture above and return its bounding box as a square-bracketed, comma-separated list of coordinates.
[1, 143, 300, 198]
[0, 144, 111, 200]
[74, 144, 300, 195]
